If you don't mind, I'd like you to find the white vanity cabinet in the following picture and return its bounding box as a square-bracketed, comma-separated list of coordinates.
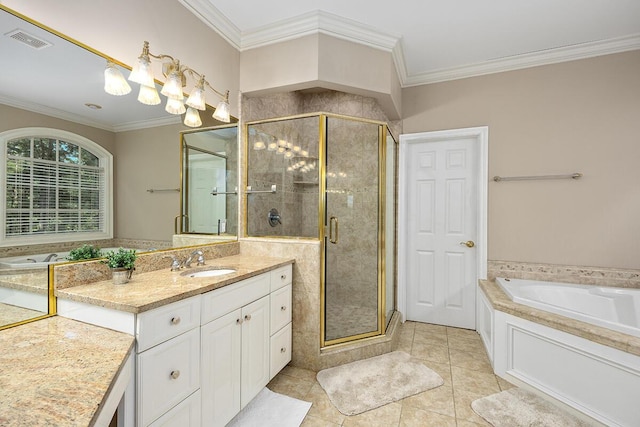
[200, 265, 292, 427]
[56, 261, 293, 427]
[136, 295, 202, 426]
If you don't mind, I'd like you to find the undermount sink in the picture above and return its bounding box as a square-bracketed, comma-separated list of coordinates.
[182, 268, 236, 278]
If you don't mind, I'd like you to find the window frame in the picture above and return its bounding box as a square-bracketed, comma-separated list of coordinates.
[0, 127, 113, 247]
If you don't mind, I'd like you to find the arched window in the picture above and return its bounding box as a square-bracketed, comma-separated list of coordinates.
[0, 128, 113, 246]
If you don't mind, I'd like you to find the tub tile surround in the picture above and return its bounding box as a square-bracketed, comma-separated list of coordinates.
[489, 260, 640, 288]
[0, 316, 134, 426]
[480, 279, 640, 357]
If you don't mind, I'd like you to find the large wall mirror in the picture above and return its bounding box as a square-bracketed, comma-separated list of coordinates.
[180, 125, 238, 239]
[0, 5, 238, 329]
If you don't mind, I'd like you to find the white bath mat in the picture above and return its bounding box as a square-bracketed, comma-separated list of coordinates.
[316, 350, 444, 415]
[471, 388, 591, 427]
[226, 387, 311, 427]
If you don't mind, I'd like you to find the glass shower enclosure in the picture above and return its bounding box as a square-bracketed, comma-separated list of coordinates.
[246, 113, 396, 347]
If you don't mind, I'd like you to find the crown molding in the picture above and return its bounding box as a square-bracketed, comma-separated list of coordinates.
[0, 94, 181, 133]
[178, 0, 241, 50]
[241, 10, 400, 52]
[403, 33, 640, 87]
[179, 2, 640, 88]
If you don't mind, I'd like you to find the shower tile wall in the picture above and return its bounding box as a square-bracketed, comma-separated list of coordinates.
[246, 117, 318, 238]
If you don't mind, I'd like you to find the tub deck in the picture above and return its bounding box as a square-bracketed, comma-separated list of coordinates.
[479, 279, 640, 357]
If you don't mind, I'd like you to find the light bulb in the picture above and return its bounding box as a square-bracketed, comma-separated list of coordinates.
[104, 62, 131, 96]
[267, 142, 277, 151]
[253, 141, 266, 150]
[212, 99, 230, 122]
[184, 107, 202, 127]
[284, 151, 294, 159]
[301, 150, 309, 157]
[186, 79, 206, 110]
[137, 84, 161, 105]
[165, 97, 186, 115]
[161, 70, 184, 100]
[128, 56, 155, 87]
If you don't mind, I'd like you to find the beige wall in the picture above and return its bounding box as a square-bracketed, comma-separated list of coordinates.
[402, 51, 640, 269]
[114, 124, 183, 241]
[240, 34, 401, 119]
[0, 105, 115, 152]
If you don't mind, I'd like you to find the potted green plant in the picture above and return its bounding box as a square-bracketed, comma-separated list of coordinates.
[102, 248, 137, 285]
[67, 244, 102, 261]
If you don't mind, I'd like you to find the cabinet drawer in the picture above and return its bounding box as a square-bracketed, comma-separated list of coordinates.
[270, 284, 292, 333]
[148, 390, 201, 427]
[137, 296, 201, 352]
[270, 322, 292, 380]
[270, 265, 292, 292]
[138, 328, 200, 426]
[201, 273, 270, 324]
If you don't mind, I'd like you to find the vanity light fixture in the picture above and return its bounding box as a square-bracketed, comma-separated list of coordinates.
[103, 41, 231, 126]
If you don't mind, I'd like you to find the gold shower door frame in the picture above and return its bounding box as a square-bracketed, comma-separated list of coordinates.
[320, 114, 388, 348]
[243, 113, 390, 349]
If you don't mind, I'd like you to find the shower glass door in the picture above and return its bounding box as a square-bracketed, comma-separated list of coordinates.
[323, 115, 384, 345]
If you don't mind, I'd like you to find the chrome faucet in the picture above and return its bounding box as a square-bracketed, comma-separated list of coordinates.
[183, 250, 205, 268]
[162, 255, 182, 272]
[43, 253, 58, 262]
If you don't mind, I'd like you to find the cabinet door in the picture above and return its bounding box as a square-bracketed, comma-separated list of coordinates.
[201, 309, 242, 427]
[241, 295, 270, 408]
[137, 328, 200, 426]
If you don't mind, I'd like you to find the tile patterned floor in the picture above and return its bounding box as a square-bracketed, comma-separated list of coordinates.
[267, 321, 515, 426]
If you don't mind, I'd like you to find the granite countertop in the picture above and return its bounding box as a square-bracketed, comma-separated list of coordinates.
[0, 316, 134, 426]
[479, 279, 640, 357]
[56, 254, 294, 313]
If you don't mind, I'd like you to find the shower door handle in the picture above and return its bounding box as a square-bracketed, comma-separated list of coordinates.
[329, 216, 339, 244]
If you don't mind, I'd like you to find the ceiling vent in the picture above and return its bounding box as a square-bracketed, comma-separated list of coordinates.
[5, 29, 52, 50]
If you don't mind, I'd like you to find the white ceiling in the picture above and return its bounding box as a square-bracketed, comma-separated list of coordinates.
[183, 0, 640, 86]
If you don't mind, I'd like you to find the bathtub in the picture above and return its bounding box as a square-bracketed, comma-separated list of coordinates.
[479, 278, 640, 426]
[0, 248, 141, 269]
[495, 277, 640, 339]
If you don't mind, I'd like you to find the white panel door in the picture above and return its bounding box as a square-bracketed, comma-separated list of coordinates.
[404, 136, 478, 328]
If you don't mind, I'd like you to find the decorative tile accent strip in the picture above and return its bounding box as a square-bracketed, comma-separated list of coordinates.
[488, 260, 640, 288]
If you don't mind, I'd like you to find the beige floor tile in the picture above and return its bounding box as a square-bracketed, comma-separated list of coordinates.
[300, 414, 342, 426]
[446, 326, 479, 339]
[448, 348, 493, 372]
[410, 340, 450, 364]
[280, 365, 318, 382]
[342, 402, 402, 427]
[496, 375, 516, 391]
[267, 373, 315, 401]
[413, 331, 448, 346]
[456, 420, 492, 427]
[415, 322, 447, 335]
[395, 337, 413, 353]
[451, 366, 501, 395]
[401, 385, 455, 418]
[446, 334, 486, 352]
[453, 389, 494, 426]
[399, 405, 457, 427]
[304, 383, 346, 425]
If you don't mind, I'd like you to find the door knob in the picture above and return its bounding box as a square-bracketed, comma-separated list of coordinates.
[460, 240, 475, 248]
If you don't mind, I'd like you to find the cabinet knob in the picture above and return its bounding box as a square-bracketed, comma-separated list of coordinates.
[280, 347, 286, 353]
[236, 318, 243, 325]
[170, 370, 180, 380]
[281, 274, 287, 280]
[280, 305, 287, 311]
[170, 316, 181, 325]
[244, 314, 252, 321]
